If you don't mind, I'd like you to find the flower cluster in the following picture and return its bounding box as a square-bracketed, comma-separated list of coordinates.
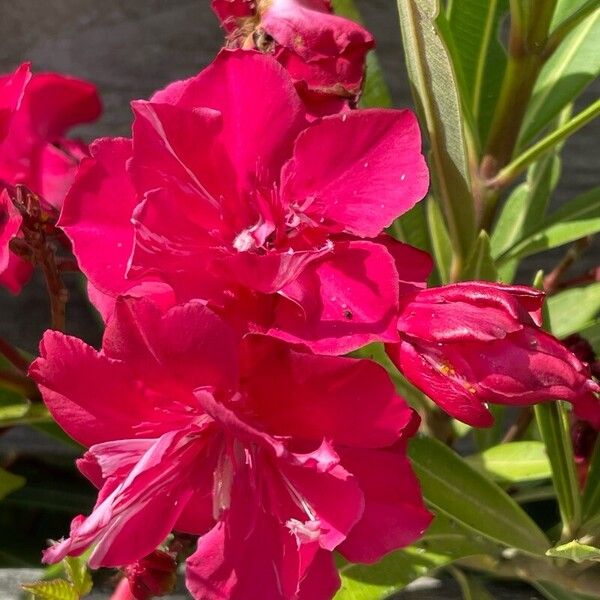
[0, 63, 101, 293]
[0, 3, 596, 600]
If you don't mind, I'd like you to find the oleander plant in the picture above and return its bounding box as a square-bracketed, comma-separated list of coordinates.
[1, 1, 599, 599]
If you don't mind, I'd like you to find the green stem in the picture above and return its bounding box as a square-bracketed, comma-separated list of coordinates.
[0, 337, 29, 373]
[532, 272, 582, 541]
[492, 98, 600, 187]
[0, 369, 38, 399]
[458, 554, 600, 596]
[535, 402, 582, 541]
[544, 0, 600, 58]
[476, 0, 558, 229]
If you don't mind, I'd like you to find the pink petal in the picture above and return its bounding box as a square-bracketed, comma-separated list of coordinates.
[58, 138, 138, 296]
[389, 340, 495, 427]
[282, 109, 429, 237]
[149, 50, 307, 200]
[376, 235, 432, 298]
[186, 473, 301, 600]
[0, 71, 101, 195]
[242, 336, 414, 448]
[211, 0, 255, 33]
[103, 298, 239, 396]
[279, 459, 364, 550]
[297, 550, 340, 600]
[0, 252, 33, 294]
[0, 189, 22, 273]
[34, 140, 86, 210]
[0, 63, 31, 141]
[261, 0, 373, 95]
[338, 446, 432, 563]
[129, 188, 224, 301]
[44, 430, 198, 568]
[29, 331, 166, 446]
[271, 240, 400, 354]
[129, 101, 236, 232]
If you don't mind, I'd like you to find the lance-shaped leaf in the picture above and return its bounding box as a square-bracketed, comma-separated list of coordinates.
[583, 441, 600, 522]
[409, 436, 550, 555]
[0, 468, 25, 501]
[446, 0, 509, 145]
[397, 0, 476, 272]
[426, 196, 453, 284]
[518, 0, 600, 149]
[462, 230, 498, 281]
[497, 186, 600, 263]
[547, 283, 600, 338]
[335, 514, 493, 599]
[466, 442, 552, 483]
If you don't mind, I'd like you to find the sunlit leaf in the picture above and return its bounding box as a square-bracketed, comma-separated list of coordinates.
[466, 442, 551, 483]
[21, 579, 78, 600]
[497, 186, 600, 263]
[335, 514, 492, 599]
[547, 283, 600, 338]
[518, 1, 600, 148]
[462, 230, 498, 281]
[546, 539, 600, 563]
[446, 0, 508, 144]
[409, 436, 550, 555]
[397, 0, 476, 269]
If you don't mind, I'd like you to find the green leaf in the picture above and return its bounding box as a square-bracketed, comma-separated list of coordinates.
[583, 440, 600, 521]
[518, 2, 600, 148]
[426, 197, 453, 284]
[446, 0, 508, 144]
[331, 0, 392, 108]
[580, 319, 600, 354]
[335, 514, 492, 599]
[547, 283, 600, 338]
[397, 0, 476, 271]
[408, 436, 550, 555]
[335, 546, 452, 600]
[492, 152, 562, 258]
[0, 467, 25, 501]
[63, 556, 92, 596]
[0, 401, 51, 427]
[466, 441, 551, 483]
[388, 203, 432, 256]
[546, 539, 600, 563]
[497, 186, 600, 263]
[22, 579, 78, 600]
[534, 402, 582, 539]
[462, 231, 498, 281]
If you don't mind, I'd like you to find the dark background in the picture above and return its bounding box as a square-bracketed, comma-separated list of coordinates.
[1, 0, 598, 353]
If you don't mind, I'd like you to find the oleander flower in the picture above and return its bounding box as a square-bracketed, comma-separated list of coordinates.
[0, 63, 101, 293]
[60, 49, 429, 354]
[212, 0, 373, 105]
[387, 282, 600, 427]
[30, 297, 430, 600]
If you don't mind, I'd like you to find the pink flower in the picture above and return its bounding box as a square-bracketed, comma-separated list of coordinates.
[387, 282, 600, 427]
[30, 297, 430, 600]
[212, 0, 374, 104]
[0, 63, 101, 293]
[60, 50, 429, 354]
